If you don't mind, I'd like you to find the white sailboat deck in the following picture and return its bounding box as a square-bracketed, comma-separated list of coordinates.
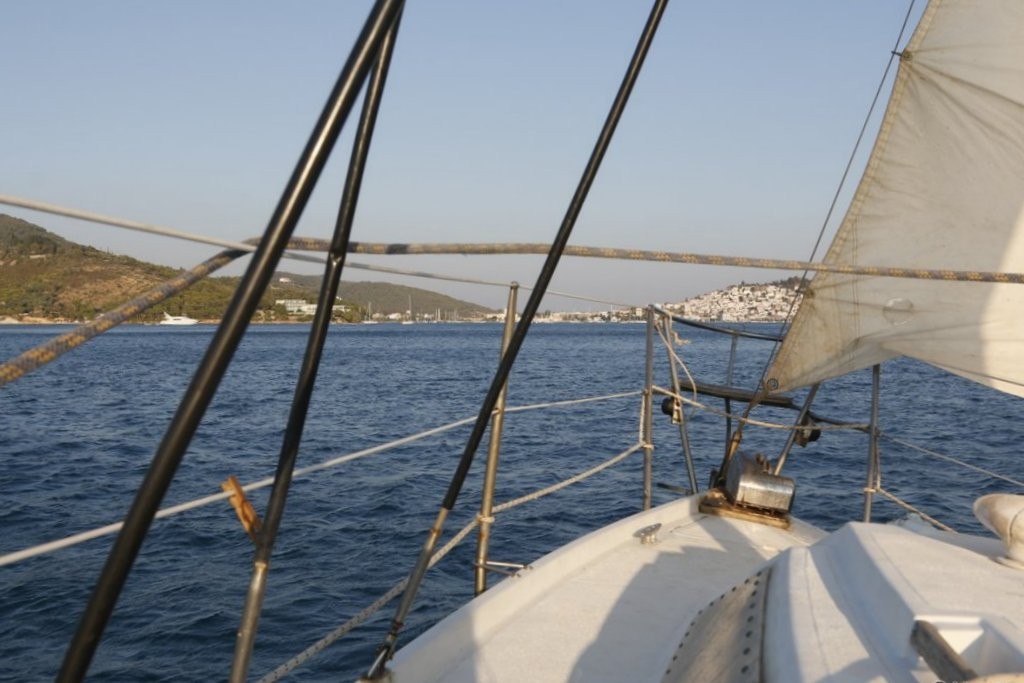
[390, 495, 1024, 682]
[766, 521, 1024, 682]
[390, 497, 822, 682]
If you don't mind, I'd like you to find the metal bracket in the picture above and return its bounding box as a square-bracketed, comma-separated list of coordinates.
[634, 522, 662, 545]
[221, 475, 262, 543]
[476, 560, 531, 577]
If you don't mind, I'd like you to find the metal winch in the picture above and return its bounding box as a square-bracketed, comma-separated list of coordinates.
[700, 452, 795, 528]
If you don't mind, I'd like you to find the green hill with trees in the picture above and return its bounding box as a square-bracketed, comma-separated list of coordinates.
[0, 214, 494, 323]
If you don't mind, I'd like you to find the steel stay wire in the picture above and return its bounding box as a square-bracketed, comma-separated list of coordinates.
[871, 487, 956, 533]
[230, 7, 405, 680]
[879, 434, 1024, 489]
[364, 2, 670, 675]
[57, 2, 405, 679]
[713, 0, 921, 486]
[757, 0, 921, 377]
[21, 400, 1008, 672]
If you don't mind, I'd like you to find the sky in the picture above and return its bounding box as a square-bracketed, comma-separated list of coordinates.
[0, 1, 924, 311]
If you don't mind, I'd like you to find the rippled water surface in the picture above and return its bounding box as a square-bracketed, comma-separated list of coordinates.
[2, 322, 1022, 681]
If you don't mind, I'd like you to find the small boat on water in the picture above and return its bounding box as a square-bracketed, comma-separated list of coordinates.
[158, 312, 199, 326]
[2, 0, 1024, 681]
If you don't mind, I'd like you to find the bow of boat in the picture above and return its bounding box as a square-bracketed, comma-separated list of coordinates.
[388, 495, 823, 682]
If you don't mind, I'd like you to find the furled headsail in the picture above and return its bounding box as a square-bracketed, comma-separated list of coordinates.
[767, 0, 1024, 398]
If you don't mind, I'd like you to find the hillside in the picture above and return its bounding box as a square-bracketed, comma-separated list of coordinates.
[0, 215, 494, 323]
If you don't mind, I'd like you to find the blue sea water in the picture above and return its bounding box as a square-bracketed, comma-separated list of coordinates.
[1, 322, 1022, 681]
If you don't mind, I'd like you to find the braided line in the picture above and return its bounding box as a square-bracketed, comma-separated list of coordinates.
[0, 249, 244, 386]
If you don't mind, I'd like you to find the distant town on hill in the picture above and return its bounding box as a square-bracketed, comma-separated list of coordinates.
[667, 279, 802, 323]
[0, 213, 802, 324]
[541, 279, 801, 323]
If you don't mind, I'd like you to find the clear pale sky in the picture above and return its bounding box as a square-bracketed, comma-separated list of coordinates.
[0, 1, 923, 311]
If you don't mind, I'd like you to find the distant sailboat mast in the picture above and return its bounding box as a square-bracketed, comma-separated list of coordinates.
[403, 295, 414, 325]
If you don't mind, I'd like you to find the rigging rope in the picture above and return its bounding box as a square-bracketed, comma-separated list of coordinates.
[655, 320, 700, 409]
[735, 0, 922, 454]
[0, 247, 244, 387]
[0, 392, 638, 567]
[493, 443, 643, 514]
[256, 517, 480, 683]
[0, 194, 321, 266]
[6, 189, 1019, 388]
[320, 240, 1024, 284]
[0, 194, 637, 304]
[872, 487, 956, 533]
[7, 195, 1022, 289]
[879, 434, 1024, 489]
[256, 442, 643, 682]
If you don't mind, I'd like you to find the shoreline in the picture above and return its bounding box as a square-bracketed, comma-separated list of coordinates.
[0, 317, 788, 327]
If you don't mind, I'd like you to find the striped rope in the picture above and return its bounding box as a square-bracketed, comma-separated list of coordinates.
[8, 185, 1012, 285]
[0, 193, 637, 302]
[328, 241, 1024, 284]
[0, 193, 324, 265]
[7, 193, 1017, 387]
[0, 248, 245, 387]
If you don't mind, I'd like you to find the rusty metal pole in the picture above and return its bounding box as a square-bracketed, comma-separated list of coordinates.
[661, 316, 698, 495]
[724, 333, 738, 457]
[863, 364, 882, 522]
[641, 306, 655, 509]
[474, 283, 518, 595]
[772, 383, 820, 476]
[365, 2, 670, 674]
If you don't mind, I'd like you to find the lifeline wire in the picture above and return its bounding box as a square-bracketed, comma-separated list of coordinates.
[880, 434, 1024, 488]
[872, 487, 956, 533]
[735, 0, 920, 452]
[256, 442, 644, 682]
[0, 392, 639, 568]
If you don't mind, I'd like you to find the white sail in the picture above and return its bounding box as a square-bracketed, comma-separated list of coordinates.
[767, 0, 1024, 398]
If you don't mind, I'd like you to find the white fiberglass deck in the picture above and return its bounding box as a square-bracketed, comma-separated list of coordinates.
[389, 496, 823, 682]
[389, 494, 1024, 682]
[765, 521, 1024, 682]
